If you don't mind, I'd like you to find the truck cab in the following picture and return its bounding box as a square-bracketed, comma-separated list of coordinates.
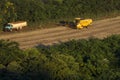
[4, 24, 13, 31]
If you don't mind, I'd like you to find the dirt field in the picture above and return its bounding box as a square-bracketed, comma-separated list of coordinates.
[0, 16, 120, 49]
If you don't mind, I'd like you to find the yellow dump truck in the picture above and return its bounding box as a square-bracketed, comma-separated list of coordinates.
[59, 18, 93, 29]
[4, 21, 27, 31]
[75, 18, 93, 29]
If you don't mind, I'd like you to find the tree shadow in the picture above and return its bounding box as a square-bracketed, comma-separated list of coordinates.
[0, 69, 22, 80]
[35, 41, 66, 49]
[0, 68, 50, 80]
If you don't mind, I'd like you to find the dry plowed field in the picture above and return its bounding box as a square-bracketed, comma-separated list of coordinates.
[0, 16, 120, 49]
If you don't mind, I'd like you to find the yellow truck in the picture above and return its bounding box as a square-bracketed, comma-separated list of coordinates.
[74, 18, 93, 29]
[59, 18, 93, 29]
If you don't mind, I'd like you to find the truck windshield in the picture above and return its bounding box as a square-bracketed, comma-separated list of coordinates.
[5, 24, 12, 28]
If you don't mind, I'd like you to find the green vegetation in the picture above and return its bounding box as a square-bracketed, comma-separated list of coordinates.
[0, 35, 120, 80]
[0, 0, 120, 80]
[0, 0, 120, 30]
[1, 0, 120, 79]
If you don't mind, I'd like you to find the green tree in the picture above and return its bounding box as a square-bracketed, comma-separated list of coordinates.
[0, 40, 24, 66]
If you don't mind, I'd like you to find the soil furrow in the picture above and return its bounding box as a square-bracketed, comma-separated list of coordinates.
[11, 20, 120, 42]
[0, 16, 120, 39]
[21, 26, 120, 49]
[20, 23, 120, 47]
[0, 16, 120, 49]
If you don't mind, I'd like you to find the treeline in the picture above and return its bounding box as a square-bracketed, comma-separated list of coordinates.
[0, 35, 120, 80]
[0, 0, 120, 29]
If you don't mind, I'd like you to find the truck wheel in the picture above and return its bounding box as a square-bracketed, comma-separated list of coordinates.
[85, 26, 88, 28]
[16, 28, 19, 31]
[10, 29, 12, 32]
[19, 27, 22, 30]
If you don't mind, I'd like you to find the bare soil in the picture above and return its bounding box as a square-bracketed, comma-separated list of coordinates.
[0, 16, 120, 49]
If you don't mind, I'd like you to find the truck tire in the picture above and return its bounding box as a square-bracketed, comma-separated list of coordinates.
[10, 29, 12, 32]
[19, 27, 22, 30]
[16, 28, 19, 31]
[85, 26, 88, 28]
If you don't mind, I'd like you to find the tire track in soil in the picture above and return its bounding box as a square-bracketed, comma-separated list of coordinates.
[11, 18, 120, 42]
[0, 16, 120, 49]
[0, 16, 120, 39]
[21, 26, 120, 49]
[20, 22, 120, 49]
[19, 20, 120, 44]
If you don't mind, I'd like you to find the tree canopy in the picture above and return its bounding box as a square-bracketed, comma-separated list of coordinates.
[0, 35, 120, 80]
[0, 0, 120, 30]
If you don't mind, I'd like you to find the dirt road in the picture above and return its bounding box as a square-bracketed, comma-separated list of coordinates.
[0, 16, 120, 49]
